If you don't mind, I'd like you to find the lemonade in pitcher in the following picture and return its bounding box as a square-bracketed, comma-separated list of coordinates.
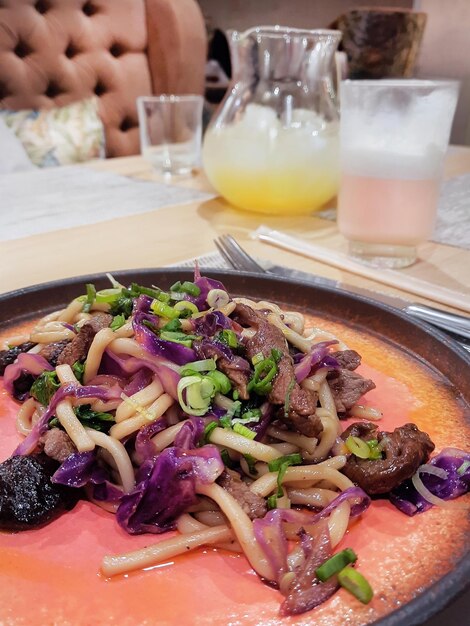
[203, 104, 339, 215]
[202, 27, 342, 216]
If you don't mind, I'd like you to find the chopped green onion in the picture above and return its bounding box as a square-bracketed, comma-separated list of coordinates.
[171, 281, 201, 297]
[219, 415, 233, 429]
[315, 549, 358, 582]
[177, 376, 212, 416]
[130, 283, 162, 299]
[232, 408, 261, 425]
[271, 348, 283, 363]
[203, 420, 218, 443]
[220, 449, 235, 468]
[268, 453, 303, 472]
[232, 389, 240, 400]
[267, 494, 278, 510]
[83, 283, 96, 313]
[173, 300, 199, 315]
[180, 359, 216, 375]
[248, 354, 278, 395]
[337, 567, 373, 604]
[110, 314, 126, 331]
[106, 273, 124, 289]
[243, 454, 258, 476]
[160, 331, 196, 347]
[151, 299, 179, 319]
[207, 288, 230, 308]
[457, 460, 470, 476]
[95, 288, 122, 303]
[345, 435, 373, 460]
[366, 439, 382, 460]
[233, 423, 256, 439]
[157, 292, 171, 303]
[224, 399, 241, 420]
[217, 329, 239, 348]
[252, 352, 264, 366]
[205, 370, 232, 394]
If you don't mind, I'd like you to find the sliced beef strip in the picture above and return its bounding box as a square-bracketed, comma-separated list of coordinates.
[56, 312, 113, 366]
[0, 342, 36, 375]
[341, 421, 435, 495]
[234, 303, 322, 438]
[330, 349, 361, 371]
[0, 454, 79, 531]
[217, 469, 267, 519]
[38, 339, 71, 367]
[327, 369, 376, 414]
[39, 428, 76, 463]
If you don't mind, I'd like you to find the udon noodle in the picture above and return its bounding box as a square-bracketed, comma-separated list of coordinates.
[3, 272, 465, 617]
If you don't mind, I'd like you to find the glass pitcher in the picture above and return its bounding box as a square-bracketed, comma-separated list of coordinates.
[202, 26, 342, 215]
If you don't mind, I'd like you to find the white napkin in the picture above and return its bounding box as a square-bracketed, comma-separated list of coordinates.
[252, 226, 470, 313]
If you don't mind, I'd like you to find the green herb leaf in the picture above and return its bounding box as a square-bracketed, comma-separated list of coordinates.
[72, 360, 85, 383]
[161, 318, 182, 333]
[74, 404, 115, 433]
[217, 329, 240, 349]
[30, 370, 60, 406]
[110, 314, 126, 332]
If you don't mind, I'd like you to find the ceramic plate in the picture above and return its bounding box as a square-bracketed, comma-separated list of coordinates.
[0, 269, 469, 626]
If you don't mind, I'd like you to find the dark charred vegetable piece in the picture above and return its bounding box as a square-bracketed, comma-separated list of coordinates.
[341, 422, 435, 495]
[0, 454, 79, 531]
[233, 303, 322, 438]
[0, 342, 36, 375]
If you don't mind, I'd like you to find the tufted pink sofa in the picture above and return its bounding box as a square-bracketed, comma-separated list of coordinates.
[0, 0, 207, 158]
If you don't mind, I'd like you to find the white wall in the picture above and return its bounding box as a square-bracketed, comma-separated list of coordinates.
[414, 0, 470, 144]
[198, 0, 412, 32]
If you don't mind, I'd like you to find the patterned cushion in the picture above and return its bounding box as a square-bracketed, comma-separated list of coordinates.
[0, 98, 105, 168]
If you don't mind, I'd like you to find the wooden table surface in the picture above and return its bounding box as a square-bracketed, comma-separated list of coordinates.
[1, 148, 469, 311]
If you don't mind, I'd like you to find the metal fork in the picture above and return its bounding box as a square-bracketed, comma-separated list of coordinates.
[214, 234, 267, 273]
[213, 233, 470, 351]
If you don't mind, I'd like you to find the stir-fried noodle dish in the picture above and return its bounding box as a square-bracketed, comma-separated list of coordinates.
[0, 270, 469, 617]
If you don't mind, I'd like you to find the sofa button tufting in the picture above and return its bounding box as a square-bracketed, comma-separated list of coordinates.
[120, 117, 135, 132]
[45, 81, 63, 98]
[65, 43, 80, 59]
[94, 81, 107, 96]
[34, 0, 50, 14]
[0, 81, 11, 100]
[82, 1, 98, 17]
[14, 40, 33, 59]
[109, 43, 125, 58]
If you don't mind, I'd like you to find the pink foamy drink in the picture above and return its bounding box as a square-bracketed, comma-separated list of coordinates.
[338, 80, 459, 268]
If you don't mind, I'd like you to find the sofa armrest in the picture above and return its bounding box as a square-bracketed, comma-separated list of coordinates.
[145, 0, 207, 96]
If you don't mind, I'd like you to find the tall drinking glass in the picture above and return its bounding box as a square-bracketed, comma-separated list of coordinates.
[338, 80, 459, 268]
[137, 95, 203, 176]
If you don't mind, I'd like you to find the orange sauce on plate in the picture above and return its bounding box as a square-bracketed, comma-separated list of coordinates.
[0, 315, 468, 626]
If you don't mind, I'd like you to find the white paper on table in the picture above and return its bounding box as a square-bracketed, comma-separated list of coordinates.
[0, 166, 215, 241]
